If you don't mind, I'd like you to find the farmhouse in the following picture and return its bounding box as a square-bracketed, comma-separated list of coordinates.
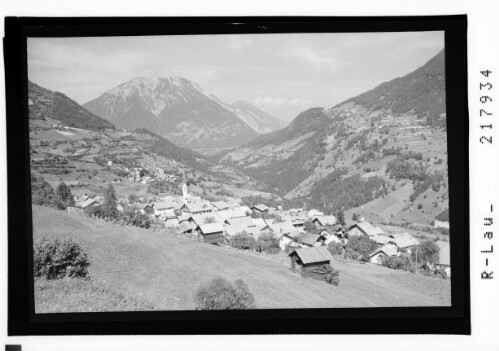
[269, 221, 299, 237]
[300, 233, 326, 247]
[348, 222, 384, 237]
[197, 223, 225, 244]
[369, 244, 400, 265]
[278, 231, 303, 250]
[312, 215, 337, 227]
[308, 209, 324, 217]
[289, 246, 334, 279]
[371, 234, 393, 246]
[252, 204, 269, 213]
[182, 201, 214, 215]
[212, 201, 230, 211]
[289, 217, 306, 228]
[387, 232, 420, 253]
[225, 216, 254, 227]
[322, 230, 342, 245]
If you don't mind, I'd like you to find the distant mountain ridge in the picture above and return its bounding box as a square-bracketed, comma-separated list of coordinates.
[84, 76, 285, 149]
[28, 81, 115, 131]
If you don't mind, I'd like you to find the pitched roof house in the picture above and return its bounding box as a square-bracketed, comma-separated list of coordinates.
[388, 232, 420, 250]
[183, 201, 214, 215]
[269, 221, 299, 236]
[312, 215, 337, 227]
[371, 234, 393, 246]
[212, 201, 230, 211]
[252, 204, 269, 213]
[348, 222, 385, 237]
[225, 216, 254, 227]
[300, 233, 325, 247]
[369, 244, 400, 264]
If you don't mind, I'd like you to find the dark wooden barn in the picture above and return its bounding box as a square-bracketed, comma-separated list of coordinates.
[197, 223, 225, 244]
[289, 246, 334, 280]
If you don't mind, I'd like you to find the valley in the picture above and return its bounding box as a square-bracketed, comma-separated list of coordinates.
[28, 47, 451, 312]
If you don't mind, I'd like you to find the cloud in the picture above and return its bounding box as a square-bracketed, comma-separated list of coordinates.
[291, 46, 339, 72]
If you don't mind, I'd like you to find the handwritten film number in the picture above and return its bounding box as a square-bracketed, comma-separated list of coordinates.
[480, 70, 493, 144]
[482, 204, 493, 279]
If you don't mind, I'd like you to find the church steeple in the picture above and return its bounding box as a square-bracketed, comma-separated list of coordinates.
[182, 167, 188, 204]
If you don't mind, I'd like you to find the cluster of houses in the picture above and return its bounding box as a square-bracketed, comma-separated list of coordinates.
[125, 164, 178, 184]
[69, 186, 450, 278]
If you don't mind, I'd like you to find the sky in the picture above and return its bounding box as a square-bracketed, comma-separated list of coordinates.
[28, 32, 444, 121]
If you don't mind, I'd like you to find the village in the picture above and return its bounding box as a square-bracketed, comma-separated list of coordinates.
[68, 170, 451, 281]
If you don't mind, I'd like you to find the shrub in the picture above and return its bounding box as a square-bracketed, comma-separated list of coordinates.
[327, 241, 344, 256]
[381, 255, 412, 271]
[229, 232, 256, 250]
[34, 237, 90, 279]
[255, 232, 280, 254]
[417, 203, 423, 210]
[324, 266, 340, 286]
[412, 240, 440, 268]
[31, 173, 56, 207]
[345, 235, 378, 262]
[120, 208, 151, 229]
[194, 277, 256, 310]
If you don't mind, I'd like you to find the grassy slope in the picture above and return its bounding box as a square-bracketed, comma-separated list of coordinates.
[35, 278, 156, 313]
[32, 205, 450, 311]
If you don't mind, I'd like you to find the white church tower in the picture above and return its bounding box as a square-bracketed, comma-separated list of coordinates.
[182, 167, 188, 204]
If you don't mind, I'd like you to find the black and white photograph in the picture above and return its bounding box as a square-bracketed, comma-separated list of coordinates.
[25, 31, 454, 313]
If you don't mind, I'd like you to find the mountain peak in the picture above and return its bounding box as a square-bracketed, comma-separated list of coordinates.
[83, 75, 259, 149]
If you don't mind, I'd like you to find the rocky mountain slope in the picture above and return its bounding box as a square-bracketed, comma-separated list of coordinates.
[231, 100, 288, 134]
[217, 50, 448, 226]
[83, 76, 282, 149]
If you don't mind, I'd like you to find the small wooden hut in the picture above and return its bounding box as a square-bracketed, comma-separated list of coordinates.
[197, 223, 225, 244]
[289, 246, 334, 280]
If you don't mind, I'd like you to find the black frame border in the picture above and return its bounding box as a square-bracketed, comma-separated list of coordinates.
[4, 15, 470, 335]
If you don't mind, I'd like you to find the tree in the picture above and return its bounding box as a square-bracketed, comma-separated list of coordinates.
[100, 183, 118, 219]
[194, 277, 256, 310]
[229, 232, 256, 250]
[345, 235, 378, 262]
[54, 181, 75, 209]
[255, 232, 280, 254]
[303, 220, 317, 233]
[327, 241, 344, 256]
[412, 240, 440, 269]
[336, 210, 346, 226]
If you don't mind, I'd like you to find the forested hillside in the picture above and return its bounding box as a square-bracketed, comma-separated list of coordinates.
[28, 81, 115, 131]
[219, 50, 448, 225]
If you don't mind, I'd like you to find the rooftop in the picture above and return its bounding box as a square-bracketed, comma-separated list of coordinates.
[289, 246, 334, 265]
